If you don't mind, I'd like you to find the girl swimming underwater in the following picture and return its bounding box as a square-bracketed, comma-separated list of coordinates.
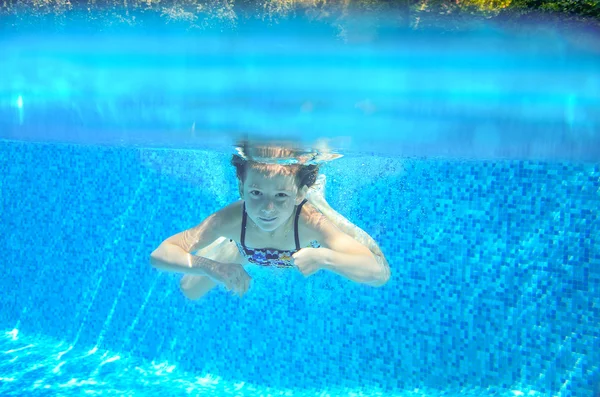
[150, 144, 390, 299]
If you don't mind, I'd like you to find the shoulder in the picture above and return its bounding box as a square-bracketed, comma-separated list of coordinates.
[215, 200, 243, 221]
[297, 201, 373, 256]
[297, 201, 331, 243]
[163, 200, 243, 252]
[201, 200, 243, 238]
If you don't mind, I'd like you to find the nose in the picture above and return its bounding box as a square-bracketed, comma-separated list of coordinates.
[261, 201, 276, 214]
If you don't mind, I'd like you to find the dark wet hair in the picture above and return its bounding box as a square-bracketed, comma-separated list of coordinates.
[231, 154, 320, 189]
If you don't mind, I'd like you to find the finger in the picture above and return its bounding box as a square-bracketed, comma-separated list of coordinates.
[234, 277, 243, 296]
[225, 278, 236, 292]
[233, 278, 245, 297]
[295, 264, 306, 275]
[297, 266, 309, 276]
[233, 280, 242, 297]
[242, 278, 250, 296]
[242, 275, 252, 296]
[300, 266, 317, 277]
[239, 283, 248, 297]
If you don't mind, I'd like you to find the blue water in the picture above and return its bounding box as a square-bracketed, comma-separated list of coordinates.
[1, 16, 600, 397]
[0, 140, 598, 396]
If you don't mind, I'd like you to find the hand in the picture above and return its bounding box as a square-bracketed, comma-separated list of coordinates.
[204, 262, 252, 297]
[292, 248, 326, 277]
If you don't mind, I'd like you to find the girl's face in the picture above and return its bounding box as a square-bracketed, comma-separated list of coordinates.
[242, 168, 305, 232]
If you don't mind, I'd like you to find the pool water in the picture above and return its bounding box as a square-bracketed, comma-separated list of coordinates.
[0, 140, 598, 396]
[1, 13, 600, 396]
[0, 331, 524, 397]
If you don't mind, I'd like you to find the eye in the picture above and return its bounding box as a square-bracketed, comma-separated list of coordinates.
[249, 190, 261, 196]
[276, 193, 289, 198]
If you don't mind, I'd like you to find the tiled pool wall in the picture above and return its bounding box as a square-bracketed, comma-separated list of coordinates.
[0, 140, 598, 396]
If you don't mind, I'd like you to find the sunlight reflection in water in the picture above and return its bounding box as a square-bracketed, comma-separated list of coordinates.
[1, 330, 541, 397]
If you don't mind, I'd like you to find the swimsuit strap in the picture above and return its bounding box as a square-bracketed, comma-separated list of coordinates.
[294, 199, 308, 250]
[240, 202, 248, 248]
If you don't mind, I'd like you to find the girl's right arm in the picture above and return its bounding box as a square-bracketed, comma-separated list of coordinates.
[150, 212, 223, 275]
[150, 203, 251, 296]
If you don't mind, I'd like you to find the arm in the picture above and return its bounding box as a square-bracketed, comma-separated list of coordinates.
[319, 221, 390, 287]
[150, 203, 251, 296]
[308, 195, 389, 267]
[295, 210, 390, 287]
[150, 212, 224, 276]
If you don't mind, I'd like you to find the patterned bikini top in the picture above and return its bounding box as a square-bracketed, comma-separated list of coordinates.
[235, 199, 320, 268]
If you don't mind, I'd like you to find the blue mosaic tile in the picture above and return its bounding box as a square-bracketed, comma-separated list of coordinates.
[0, 140, 598, 396]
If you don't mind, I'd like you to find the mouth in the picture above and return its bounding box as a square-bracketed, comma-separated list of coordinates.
[259, 217, 277, 223]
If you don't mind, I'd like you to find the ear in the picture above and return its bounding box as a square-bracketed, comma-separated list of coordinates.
[295, 185, 308, 205]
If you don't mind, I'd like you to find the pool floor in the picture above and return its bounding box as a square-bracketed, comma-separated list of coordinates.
[1, 329, 545, 397]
